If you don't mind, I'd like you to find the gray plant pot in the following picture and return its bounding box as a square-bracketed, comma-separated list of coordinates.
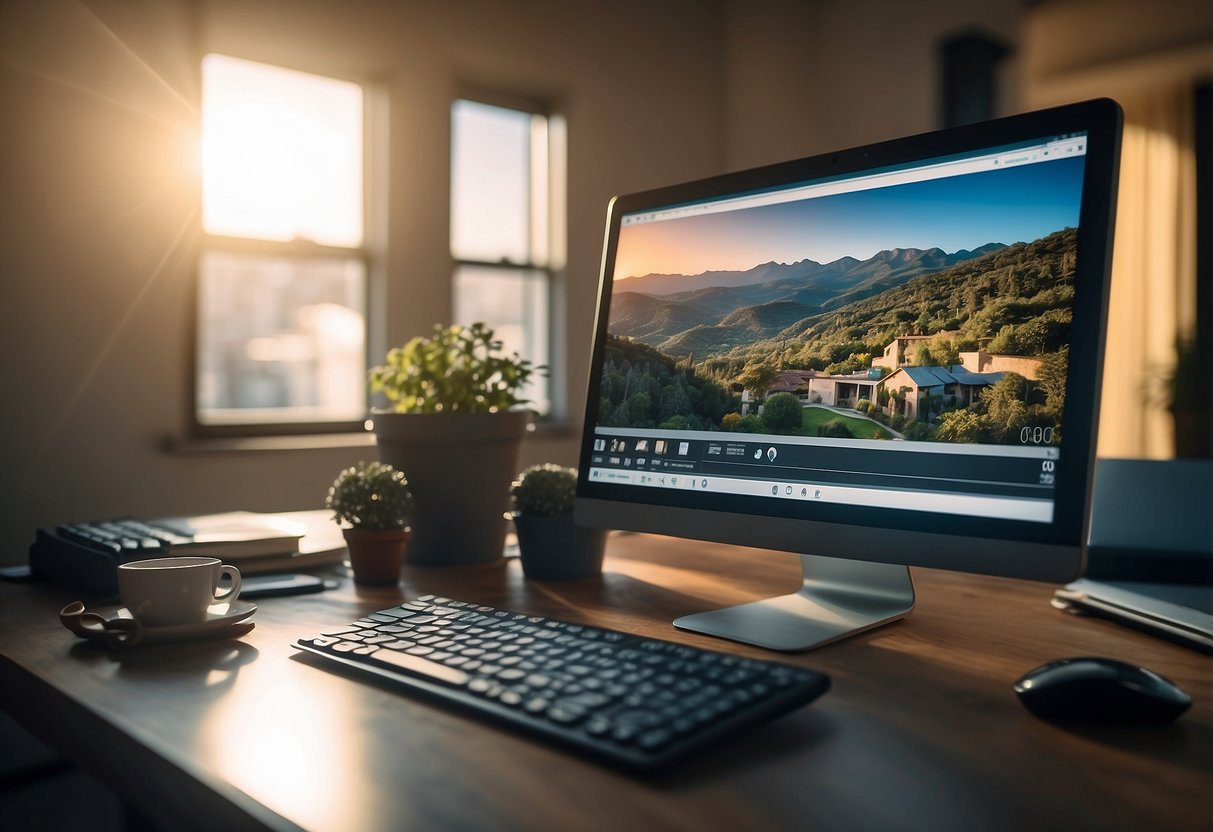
[512, 512, 607, 580]
[373, 410, 531, 566]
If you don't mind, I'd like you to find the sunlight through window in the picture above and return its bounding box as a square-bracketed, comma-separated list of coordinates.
[451, 98, 564, 416]
[202, 54, 362, 246]
[198, 55, 368, 430]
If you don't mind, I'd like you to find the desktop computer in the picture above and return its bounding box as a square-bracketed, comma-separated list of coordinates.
[575, 98, 1123, 651]
[295, 99, 1123, 768]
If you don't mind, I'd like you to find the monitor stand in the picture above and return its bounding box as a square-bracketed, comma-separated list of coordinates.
[673, 555, 915, 652]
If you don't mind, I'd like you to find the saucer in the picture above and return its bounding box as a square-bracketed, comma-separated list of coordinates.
[61, 599, 257, 647]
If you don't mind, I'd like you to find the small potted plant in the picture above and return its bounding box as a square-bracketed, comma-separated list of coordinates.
[509, 464, 607, 580]
[369, 323, 539, 566]
[327, 461, 415, 585]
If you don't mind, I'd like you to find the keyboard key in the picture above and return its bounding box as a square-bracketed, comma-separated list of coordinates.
[546, 703, 587, 724]
[372, 649, 470, 686]
[638, 729, 673, 750]
[319, 625, 362, 637]
[524, 697, 550, 714]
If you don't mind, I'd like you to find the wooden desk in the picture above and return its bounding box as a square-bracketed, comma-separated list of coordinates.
[2, 534, 1210, 832]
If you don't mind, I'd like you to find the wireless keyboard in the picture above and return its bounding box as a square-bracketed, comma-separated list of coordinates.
[29, 519, 200, 595]
[293, 595, 830, 770]
[53, 518, 196, 553]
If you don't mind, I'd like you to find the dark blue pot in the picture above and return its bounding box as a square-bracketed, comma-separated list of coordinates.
[512, 512, 607, 580]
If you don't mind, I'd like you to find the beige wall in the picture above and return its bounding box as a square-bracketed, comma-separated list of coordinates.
[0, 0, 1032, 564]
[723, 0, 1022, 170]
[1022, 0, 1212, 103]
[1023, 0, 1212, 459]
[0, 0, 729, 564]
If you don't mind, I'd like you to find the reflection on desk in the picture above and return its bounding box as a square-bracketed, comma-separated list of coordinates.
[1, 532, 1210, 832]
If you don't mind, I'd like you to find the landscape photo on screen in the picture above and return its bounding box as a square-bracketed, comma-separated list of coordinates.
[600, 154, 1084, 447]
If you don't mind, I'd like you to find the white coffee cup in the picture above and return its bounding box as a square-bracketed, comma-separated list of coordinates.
[117, 556, 242, 627]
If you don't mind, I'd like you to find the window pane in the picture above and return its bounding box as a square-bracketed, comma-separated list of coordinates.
[451, 100, 531, 263]
[201, 55, 363, 247]
[198, 251, 366, 424]
[454, 265, 550, 415]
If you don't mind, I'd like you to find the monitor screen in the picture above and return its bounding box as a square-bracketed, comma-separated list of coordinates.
[575, 100, 1122, 650]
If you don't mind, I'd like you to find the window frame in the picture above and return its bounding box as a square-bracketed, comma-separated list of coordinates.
[191, 54, 379, 439]
[449, 89, 567, 423]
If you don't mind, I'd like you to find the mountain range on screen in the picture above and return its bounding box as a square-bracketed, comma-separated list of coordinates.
[610, 242, 1005, 351]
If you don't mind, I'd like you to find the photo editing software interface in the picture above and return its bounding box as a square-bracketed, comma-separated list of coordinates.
[587, 131, 1089, 526]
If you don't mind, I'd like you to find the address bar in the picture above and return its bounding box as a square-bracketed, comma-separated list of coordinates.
[625, 137, 1087, 226]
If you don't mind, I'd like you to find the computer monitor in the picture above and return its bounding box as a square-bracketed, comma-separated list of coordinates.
[574, 99, 1123, 651]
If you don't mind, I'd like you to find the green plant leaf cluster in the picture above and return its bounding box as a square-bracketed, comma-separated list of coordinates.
[511, 463, 578, 516]
[369, 323, 537, 414]
[758, 391, 801, 433]
[327, 461, 414, 530]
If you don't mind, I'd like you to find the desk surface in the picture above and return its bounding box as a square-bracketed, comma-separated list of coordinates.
[2, 533, 1211, 832]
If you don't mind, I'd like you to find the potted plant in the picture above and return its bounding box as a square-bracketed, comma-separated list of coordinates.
[327, 461, 414, 585]
[509, 464, 607, 580]
[369, 323, 538, 566]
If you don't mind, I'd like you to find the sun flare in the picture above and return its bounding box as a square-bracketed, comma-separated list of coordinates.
[200, 54, 362, 246]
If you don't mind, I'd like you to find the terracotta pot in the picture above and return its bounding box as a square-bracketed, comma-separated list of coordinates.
[342, 527, 410, 585]
[512, 512, 607, 580]
[373, 410, 531, 566]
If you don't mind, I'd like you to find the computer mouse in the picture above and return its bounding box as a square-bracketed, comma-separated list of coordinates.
[1013, 657, 1192, 724]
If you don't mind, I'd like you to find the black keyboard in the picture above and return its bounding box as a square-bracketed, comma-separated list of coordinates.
[29, 518, 201, 595]
[293, 595, 830, 770]
[53, 518, 195, 554]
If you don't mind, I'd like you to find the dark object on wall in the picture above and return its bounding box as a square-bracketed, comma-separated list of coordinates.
[939, 30, 1011, 128]
[1171, 334, 1211, 458]
[1184, 80, 1213, 458]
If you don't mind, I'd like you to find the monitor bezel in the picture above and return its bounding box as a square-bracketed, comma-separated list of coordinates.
[575, 98, 1122, 583]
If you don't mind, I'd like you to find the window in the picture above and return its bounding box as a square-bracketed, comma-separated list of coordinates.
[451, 98, 565, 417]
[197, 54, 368, 431]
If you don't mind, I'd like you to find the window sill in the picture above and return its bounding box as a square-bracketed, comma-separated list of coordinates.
[164, 420, 575, 455]
[163, 432, 377, 455]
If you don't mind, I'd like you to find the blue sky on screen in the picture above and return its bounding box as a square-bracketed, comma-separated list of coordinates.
[614, 155, 1085, 279]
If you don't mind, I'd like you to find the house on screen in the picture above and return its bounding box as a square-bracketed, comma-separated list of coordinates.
[881, 365, 1006, 420]
[804, 369, 885, 408]
[872, 334, 945, 370]
[753, 367, 883, 410]
[769, 369, 818, 395]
